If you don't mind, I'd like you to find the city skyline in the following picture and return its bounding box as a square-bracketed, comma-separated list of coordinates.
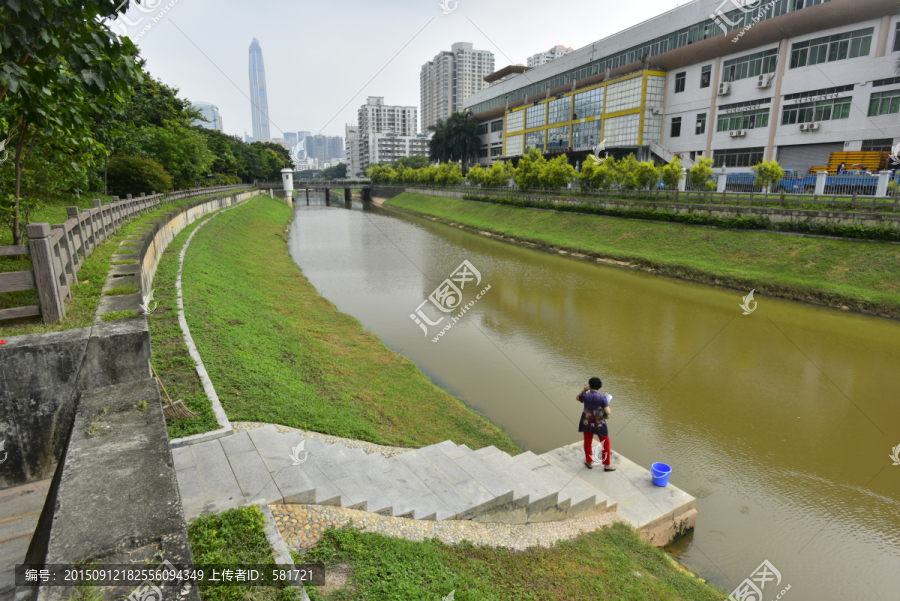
[128, 0, 679, 139]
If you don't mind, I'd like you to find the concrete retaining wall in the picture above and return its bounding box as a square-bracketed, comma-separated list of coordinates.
[0, 189, 261, 490]
[401, 186, 900, 231]
[0, 320, 151, 488]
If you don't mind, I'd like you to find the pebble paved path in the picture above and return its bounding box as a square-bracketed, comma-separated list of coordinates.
[232, 421, 411, 458]
[270, 504, 623, 554]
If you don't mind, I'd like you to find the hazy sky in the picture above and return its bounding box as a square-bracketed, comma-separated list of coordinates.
[122, 0, 679, 139]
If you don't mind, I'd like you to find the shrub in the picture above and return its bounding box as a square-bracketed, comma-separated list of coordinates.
[660, 155, 683, 189]
[543, 154, 577, 188]
[752, 159, 784, 192]
[466, 164, 486, 186]
[107, 156, 173, 197]
[687, 157, 716, 191]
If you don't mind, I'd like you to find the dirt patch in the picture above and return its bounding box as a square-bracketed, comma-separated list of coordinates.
[320, 562, 354, 596]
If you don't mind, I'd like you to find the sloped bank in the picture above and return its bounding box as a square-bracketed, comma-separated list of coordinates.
[382, 192, 900, 319]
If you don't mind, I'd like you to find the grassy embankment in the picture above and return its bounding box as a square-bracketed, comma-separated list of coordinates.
[164, 195, 517, 451]
[298, 522, 722, 600]
[0, 191, 247, 337]
[385, 192, 900, 318]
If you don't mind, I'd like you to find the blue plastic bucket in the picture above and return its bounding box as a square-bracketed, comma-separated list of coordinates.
[651, 462, 672, 487]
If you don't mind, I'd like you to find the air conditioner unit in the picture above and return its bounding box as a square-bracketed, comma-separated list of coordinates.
[809, 122, 820, 131]
[799, 123, 809, 131]
[739, 129, 746, 137]
[718, 82, 731, 96]
[756, 74, 772, 89]
[729, 130, 739, 138]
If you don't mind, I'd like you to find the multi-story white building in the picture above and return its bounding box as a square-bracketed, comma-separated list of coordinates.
[359, 133, 432, 174]
[345, 124, 361, 178]
[420, 42, 495, 132]
[527, 45, 575, 68]
[358, 97, 418, 136]
[191, 102, 223, 131]
[464, 0, 900, 173]
[294, 157, 319, 171]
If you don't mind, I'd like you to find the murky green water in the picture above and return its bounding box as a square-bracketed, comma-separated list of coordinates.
[287, 194, 900, 599]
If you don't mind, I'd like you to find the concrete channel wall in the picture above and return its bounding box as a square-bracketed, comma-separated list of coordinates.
[0, 188, 259, 490]
[398, 186, 900, 231]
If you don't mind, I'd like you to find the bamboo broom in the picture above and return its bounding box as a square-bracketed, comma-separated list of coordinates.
[151, 364, 198, 420]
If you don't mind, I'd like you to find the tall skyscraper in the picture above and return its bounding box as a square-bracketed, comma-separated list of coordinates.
[304, 135, 344, 162]
[420, 42, 494, 132]
[248, 39, 271, 142]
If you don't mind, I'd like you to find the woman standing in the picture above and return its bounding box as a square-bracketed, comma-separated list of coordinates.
[576, 377, 616, 471]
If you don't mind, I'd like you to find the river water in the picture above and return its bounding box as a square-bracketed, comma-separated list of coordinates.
[286, 194, 900, 599]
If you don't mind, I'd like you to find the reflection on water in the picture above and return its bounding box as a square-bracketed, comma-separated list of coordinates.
[286, 195, 900, 599]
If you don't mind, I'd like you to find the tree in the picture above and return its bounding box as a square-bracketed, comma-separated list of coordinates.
[466, 164, 486, 186]
[434, 163, 462, 185]
[428, 112, 480, 172]
[751, 159, 784, 192]
[633, 161, 661, 190]
[660, 156, 684, 190]
[0, 1, 141, 244]
[106, 156, 173, 196]
[484, 160, 512, 187]
[321, 163, 347, 179]
[397, 155, 429, 170]
[143, 122, 215, 189]
[543, 155, 577, 188]
[688, 157, 717, 191]
[513, 148, 548, 191]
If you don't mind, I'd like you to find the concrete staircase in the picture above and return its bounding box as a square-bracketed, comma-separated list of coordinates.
[648, 140, 695, 168]
[174, 426, 614, 524]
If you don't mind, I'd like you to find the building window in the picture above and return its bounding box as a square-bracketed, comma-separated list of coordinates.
[675, 72, 686, 93]
[700, 65, 711, 89]
[506, 110, 524, 133]
[478, 148, 488, 158]
[790, 27, 873, 68]
[671, 116, 682, 137]
[525, 129, 545, 152]
[717, 108, 770, 131]
[572, 87, 603, 119]
[723, 48, 778, 82]
[490, 146, 502, 157]
[873, 77, 900, 87]
[572, 120, 602, 148]
[548, 96, 571, 125]
[546, 126, 570, 149]
[477, 123, 488, 135]
[526, 103, 546, 129]
[505, 134, 524, 156]
[696, 113, 706, 135]
[894, 22, 900, 52]
[868, 89, 900, 116]
[490, 120, 503, 132]
[781, 97, 851, 124]
[713, 147, 765, 168]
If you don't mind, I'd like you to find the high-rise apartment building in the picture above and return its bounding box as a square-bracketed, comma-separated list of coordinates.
[358, 97, 418, 136]
[345, 124, 361, 178]
[527, 45, 575, 67]
[420, 42, 494, 132]
[248, 39, 271, 142]
[284, 132, 298, 148]
[305, 134, 344, 163]
[191, 102, 223, 131]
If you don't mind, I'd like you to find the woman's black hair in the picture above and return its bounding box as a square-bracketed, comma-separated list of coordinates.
[589, 377, 602, 390]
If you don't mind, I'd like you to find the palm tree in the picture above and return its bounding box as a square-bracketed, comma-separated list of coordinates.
[427, 112, 480, 173]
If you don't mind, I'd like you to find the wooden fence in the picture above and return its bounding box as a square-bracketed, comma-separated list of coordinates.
[0, 185, 252, 325]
